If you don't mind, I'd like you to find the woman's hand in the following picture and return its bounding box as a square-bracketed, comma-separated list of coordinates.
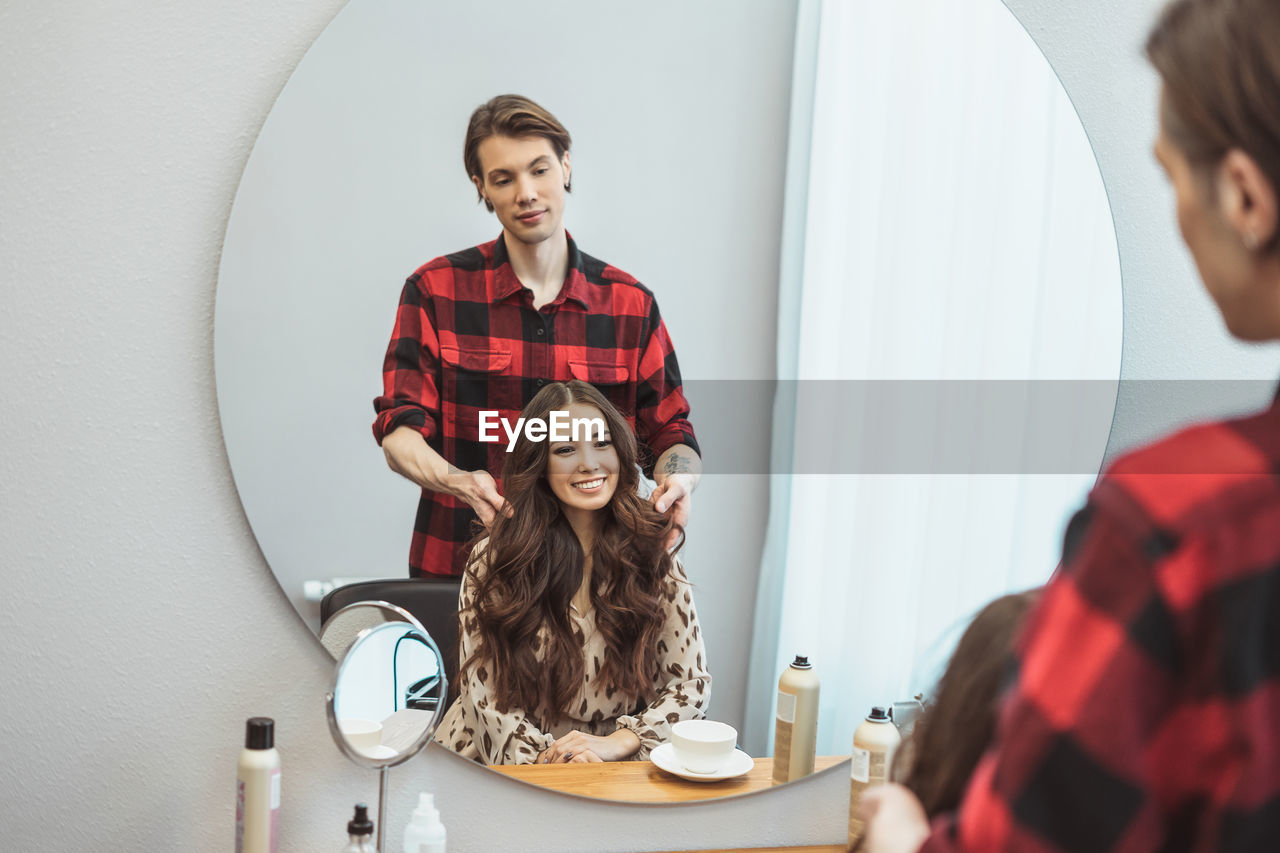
[538, 748, 602, 763]
[540, 729, 641, 763]
[860, 784, 931, 853]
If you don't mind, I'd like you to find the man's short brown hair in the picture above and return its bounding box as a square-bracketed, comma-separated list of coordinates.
[1147, 0, 1280, 254]
[463, 94, 572, 212]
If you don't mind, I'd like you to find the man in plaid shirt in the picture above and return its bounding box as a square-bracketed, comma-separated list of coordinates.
[863, 0, 1280, 850]
[372, 95, 700, 577]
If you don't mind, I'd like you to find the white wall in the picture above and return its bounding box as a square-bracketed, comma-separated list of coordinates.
[1016, 2, 1280, 448]
[4, 1, 1274, 851]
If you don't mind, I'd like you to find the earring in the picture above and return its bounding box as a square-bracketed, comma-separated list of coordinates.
[1244, 231, 1259, 250]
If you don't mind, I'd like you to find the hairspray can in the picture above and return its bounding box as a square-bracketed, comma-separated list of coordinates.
[772, 655, 820, 784]
[848, 706, 900, 847]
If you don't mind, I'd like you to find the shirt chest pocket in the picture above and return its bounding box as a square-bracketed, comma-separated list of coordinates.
[441, 345, 512, 374]
[440, 345, 517, 416]
[568, 360, 634, 418]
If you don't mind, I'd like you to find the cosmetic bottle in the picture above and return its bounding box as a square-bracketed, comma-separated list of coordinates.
[848, 706, 901, 847]
[403, 792, 447, 853]
[235, 717, 280, 853]
[889, 698, 925, 781]
[771, 655, 820, 784]
[341, 803, 376, 853]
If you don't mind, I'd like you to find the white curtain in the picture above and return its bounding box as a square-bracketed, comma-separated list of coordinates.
[744, 0, 1123, 756]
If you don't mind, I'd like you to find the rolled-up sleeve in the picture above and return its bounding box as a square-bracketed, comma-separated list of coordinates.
[372, 274, 441, 445]
[633, 297, 699, 465]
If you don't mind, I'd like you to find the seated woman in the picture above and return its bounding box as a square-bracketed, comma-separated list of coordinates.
[434, 380, 710, 764]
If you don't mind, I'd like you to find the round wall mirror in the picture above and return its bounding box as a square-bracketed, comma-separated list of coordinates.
[216, 0, 1123, 803]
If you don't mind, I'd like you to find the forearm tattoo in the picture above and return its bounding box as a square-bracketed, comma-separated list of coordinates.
[661, 453, 694, 476]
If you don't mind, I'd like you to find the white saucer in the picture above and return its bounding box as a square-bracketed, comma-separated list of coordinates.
[357, 744, 400, 760]
[650, 742, 754, 782]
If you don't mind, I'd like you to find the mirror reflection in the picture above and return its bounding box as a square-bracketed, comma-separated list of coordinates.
[322, 606, 446, 764]
[431, 383, 710, 767]
[216, 0, 1123, 803]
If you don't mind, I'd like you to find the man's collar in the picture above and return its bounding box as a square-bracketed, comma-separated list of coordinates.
[492, 232, 589, 309]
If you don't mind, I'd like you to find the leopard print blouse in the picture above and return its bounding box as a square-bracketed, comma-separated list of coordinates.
[433, 543, 711, 765]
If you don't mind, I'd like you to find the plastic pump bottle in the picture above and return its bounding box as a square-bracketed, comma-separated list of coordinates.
[236, 717, 280, 853]
[403, 792, 446, 853]
[342, 803, 376, 853]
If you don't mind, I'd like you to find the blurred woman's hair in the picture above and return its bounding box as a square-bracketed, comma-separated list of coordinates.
[458, 380, 684, 722]
[895, 589, 1042, 818]
[1146, 0, 1280, 253]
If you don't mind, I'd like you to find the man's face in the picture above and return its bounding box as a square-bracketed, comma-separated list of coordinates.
[1153, 97, 1268, 340]
[472, 134, 570, 247]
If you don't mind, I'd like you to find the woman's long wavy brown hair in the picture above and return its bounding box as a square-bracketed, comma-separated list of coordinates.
[896, 589, 1042, 817]
[849, 589, 1041, 852]
[458, 380, 684, 723]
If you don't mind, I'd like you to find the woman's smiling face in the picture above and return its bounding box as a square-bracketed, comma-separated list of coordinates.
[545, 401, 619, 517]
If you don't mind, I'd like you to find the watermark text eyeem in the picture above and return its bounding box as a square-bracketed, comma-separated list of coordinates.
[478, 410, 606, 452]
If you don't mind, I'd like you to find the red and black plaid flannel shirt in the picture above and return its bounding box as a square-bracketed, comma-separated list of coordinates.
[372, 233, 699, 577]
[924, 392, 1280, 851]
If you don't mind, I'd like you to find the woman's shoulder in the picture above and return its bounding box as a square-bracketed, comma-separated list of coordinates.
[463, 537, 492, 583]
[661, 554, 694, 604]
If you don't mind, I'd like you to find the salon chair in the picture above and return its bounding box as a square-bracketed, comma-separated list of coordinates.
[320, 577, 462, 705]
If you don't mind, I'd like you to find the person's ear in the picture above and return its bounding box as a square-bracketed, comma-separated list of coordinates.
[561, 152, 572, 190]
[1218, 149, 1278, 251]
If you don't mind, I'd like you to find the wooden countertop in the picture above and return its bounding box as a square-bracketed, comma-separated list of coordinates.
[489, 754, 847, 803]
[490, 755, 849, 851]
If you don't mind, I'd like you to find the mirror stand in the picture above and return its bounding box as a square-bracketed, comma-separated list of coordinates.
[321, 601, 448, 851]
[376, 763, 386, 850]
[377, 764, 390, 853]
[324, 690, 398, 852]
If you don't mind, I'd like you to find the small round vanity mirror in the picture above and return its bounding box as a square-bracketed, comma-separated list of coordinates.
[321, 601, 448, 768]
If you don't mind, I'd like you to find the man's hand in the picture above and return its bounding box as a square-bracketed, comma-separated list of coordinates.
[444, 468, 508, 526]
[540, 729, 641, 763]
[651, 445, 701, 547]
[650, 472, 694, 528]
[860, 784, 931, 853]
[381, 425, 508, 524]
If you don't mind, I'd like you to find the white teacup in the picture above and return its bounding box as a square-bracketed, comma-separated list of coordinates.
[670, 719, 737, 774]
[338, 718, 383, 755]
